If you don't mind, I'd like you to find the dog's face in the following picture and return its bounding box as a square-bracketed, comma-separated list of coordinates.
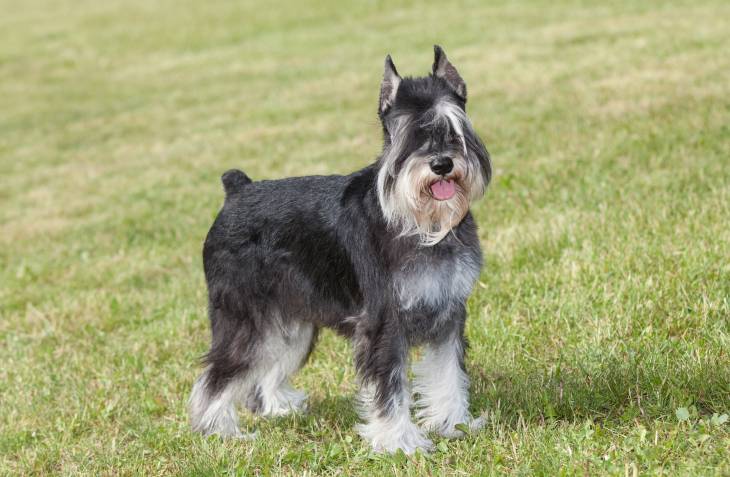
[376, 46, 491, 245]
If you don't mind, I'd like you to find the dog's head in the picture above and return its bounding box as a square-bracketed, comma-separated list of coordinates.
[376, 46, 491, 246]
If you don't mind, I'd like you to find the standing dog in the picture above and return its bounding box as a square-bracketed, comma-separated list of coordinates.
[190, 46, 492, 454]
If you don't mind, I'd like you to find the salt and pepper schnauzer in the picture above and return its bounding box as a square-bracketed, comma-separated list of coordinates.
[189, 45, 492, 454]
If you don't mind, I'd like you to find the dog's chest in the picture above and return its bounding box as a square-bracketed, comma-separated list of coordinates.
[394, 248, 480, 311]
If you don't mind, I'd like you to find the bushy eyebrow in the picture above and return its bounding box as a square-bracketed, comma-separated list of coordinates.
[426, 101, 467, 156]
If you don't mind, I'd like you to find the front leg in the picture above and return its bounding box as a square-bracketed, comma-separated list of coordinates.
[353, 320, 433, 454]
[413, 328, 485, 438]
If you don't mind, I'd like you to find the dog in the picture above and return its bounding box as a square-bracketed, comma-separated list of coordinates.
[189, 45, 492, 454]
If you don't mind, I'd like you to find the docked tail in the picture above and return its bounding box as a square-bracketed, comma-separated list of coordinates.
[221, 169, 252, 195]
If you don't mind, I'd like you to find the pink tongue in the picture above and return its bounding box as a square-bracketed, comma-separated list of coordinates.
[430, 179, 456, 200]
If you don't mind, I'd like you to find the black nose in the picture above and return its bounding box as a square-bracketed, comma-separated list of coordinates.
[429, 156, 454, 176]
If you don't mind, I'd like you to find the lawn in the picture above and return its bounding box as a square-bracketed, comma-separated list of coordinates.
[1, 0, 729, 475]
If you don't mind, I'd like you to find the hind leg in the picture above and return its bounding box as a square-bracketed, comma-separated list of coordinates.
[189, 304, 261, 437]
[189, 366, 255, 438]
[190, 290, 282, 437]
[190, 312, 316, 435]
[245, 321, 317, 417]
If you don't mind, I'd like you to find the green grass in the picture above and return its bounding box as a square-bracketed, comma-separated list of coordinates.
[2, 0, 729, 475]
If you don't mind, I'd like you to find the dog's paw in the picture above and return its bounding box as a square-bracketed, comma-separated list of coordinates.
[260, 385, 308, 417]
[202, 425, 258, 440]
[356, 420, 434, 455]
[229, 430, 259, 440]
[421, 413, 486, 439]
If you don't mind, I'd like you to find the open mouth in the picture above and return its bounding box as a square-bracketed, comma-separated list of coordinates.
[429, 179, 456, 201]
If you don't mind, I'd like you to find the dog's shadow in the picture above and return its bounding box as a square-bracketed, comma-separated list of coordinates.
[308, 395, 360, 426]
[463, 359, 723, 429]
[278, 358, 722, 434]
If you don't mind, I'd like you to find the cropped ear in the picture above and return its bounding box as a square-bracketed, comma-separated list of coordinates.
[379, 55, 401, 115]
[432, 45, 467, 101]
